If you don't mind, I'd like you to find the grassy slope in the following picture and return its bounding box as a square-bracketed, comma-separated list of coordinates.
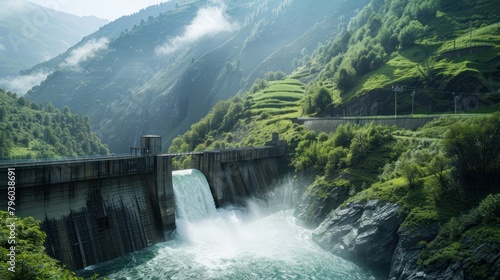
[322, 0, 500, 114]
[169, 0, 500, 271]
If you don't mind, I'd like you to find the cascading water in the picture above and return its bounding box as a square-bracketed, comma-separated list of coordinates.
[172, 169, 217, 222]
[80, 169, 378, 279]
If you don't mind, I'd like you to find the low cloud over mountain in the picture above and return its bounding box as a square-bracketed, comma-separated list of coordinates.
[156, 2, 239, 55]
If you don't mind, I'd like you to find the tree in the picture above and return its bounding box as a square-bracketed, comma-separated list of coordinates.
[333, 123, 354, 148]
[0, 107, 7, 121]
[398, 20, 424, 49]
[443, 113, 500, 189]
[308, 86, 333, 116]
[429, 153, 450, 188]
[63, 106, 71, 115]
[401, 160, 422, 188]
[43, 127, 58, 146]
[0, 212, 83, 280]
[336, 67, 356, 91]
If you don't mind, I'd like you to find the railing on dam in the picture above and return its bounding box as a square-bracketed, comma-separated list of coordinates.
[202, 146, 286, 163]
[0, 156, 157, 188]
[0, 151, 204, 167]
[0, 153, 134, 167]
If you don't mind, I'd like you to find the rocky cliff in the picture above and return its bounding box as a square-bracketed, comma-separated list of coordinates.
[297, 197, 500, 279]
[311, 199, 403, 277]
[390, 225, 500, 279]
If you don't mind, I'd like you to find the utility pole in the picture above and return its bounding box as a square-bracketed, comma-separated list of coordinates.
[411, 90, 416, 116]
[453, 92, 458, 114]
[392, 85, 403, 117]
[469, 20, 472, 48]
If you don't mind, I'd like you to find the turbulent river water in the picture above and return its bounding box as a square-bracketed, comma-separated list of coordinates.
[79, 169, 377, 280]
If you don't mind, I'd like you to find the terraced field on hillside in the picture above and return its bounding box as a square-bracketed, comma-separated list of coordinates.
[249, 79, 305, 120]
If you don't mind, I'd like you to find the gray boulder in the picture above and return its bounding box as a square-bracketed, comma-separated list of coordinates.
[312, 199, 403, 277]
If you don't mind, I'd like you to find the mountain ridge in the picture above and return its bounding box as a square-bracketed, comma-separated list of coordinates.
[26, 0, 368, 152]
[0, 0, 108, 79]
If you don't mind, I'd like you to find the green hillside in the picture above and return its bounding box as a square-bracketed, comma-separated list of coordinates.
[305, 0, 500, 115]
[0, 89, 109, 160]
[170, 0, 500, 160]
[26, 0, 368, 152]
[168, 73, 306, 168]
[168, 0, 499, 277]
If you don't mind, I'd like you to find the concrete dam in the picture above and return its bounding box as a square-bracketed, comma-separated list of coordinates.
[0, 134, 287, 270]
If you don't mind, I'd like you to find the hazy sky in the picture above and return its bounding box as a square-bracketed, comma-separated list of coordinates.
[28, 0, 171, 21]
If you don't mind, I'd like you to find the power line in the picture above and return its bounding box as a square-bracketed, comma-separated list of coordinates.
[385, 85, 494, 96]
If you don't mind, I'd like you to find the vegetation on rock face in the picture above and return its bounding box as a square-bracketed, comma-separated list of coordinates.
[443, 114, 500, 188]
[418, 194, 500, 278]
[0, 89, 109, 160]
[0, 211, 88, 280]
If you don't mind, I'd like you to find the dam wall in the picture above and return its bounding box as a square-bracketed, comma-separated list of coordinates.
[0, 136, 287, 270]
[191, 135, 288, 207]
[0, 156, 175, 270]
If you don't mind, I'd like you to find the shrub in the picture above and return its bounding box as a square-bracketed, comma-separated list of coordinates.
[443, 113, 500, 189]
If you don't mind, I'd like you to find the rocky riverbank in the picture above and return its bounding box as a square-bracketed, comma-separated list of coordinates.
[295, 198, 500, 279]
[310, 199, 402, 277]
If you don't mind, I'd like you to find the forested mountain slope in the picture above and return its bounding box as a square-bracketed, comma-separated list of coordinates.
[302, 0, 500, 116]
[0, 89, 109, 160]
[169, 0, 500, 156]
[168, 0, 500, 278]
[26, 0, 368, 152]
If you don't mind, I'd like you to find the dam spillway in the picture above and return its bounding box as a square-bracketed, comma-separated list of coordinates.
[172, 169, 217, 221]
[80, 168, 378, 279]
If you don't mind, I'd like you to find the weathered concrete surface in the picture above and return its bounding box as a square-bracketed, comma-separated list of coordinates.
[0, 141, 288, 270]
[191, 145, 287, 207]
[0, 156, 175, 270]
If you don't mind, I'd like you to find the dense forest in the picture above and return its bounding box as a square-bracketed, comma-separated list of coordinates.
[0, 89, 109, 160]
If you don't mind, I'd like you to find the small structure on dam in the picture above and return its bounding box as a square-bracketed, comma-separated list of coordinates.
[0, 134, 288, 270]
[130, 135, 162, 156]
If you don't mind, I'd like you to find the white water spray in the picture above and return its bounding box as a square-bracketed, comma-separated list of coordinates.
[81, 169, 377, 279]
